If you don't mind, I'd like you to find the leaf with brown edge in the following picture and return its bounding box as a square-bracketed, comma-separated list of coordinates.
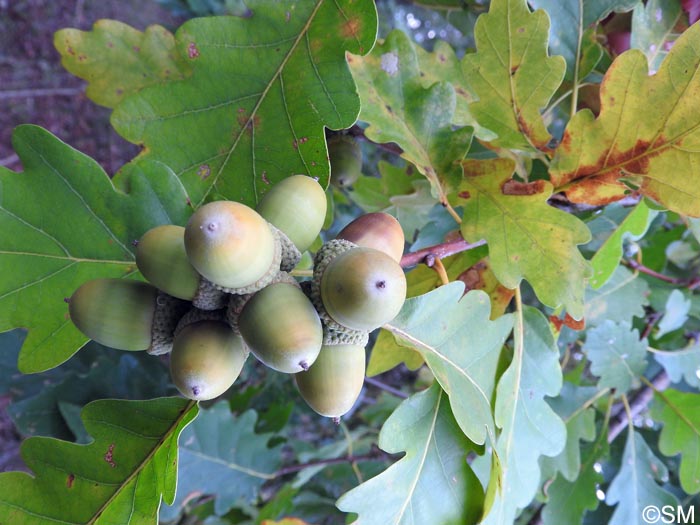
[459, 158, 592, 320]
[55, 20, 191, 108]
[551, 21, 700, 217]
[462, 0, 566, 152]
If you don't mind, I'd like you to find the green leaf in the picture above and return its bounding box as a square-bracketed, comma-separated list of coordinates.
[112, 2, 378, 207]
[414, 40, 496, 140]
[654, 343, 700, 388]
[161, 402, 283, 520]
[542, 431, 608, 525]
[606, 430, 679, 525]
[631, 0, 683, 74]
[336, 383, 484, 525]
[656, 289, 691, 337]
[348, 29, 473, 200]
[588, 200, 655, 288]
[529, 0, 639, 80]
[459, 157, 592, 319]
[55, 20, 191, 108]
[652, 389, 700, 494]
[585, 266, 649, 327]
[462, 0, 566, 151]
[584, 320, 648, 393]
[551, 21, 700, 217]
[383, 283, 514, 445]
[0, 125, 191, 373]
[366, 328, 424, 377]
[481, 307, 566, 525]
[541, 383, 597, 482]
[0, 397, 197, 524]
[9, 350, 173, 440]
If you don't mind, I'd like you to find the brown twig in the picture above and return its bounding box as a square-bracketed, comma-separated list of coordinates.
[425, 254, 450, 286]
[0, 87, 83, 99]
[364, 376, 409, 399]
[400, 238, 487, 269]
[273, 449, 391, 478]
[624, 258, 686, 285]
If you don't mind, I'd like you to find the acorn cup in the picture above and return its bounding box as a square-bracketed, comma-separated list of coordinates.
[336, 212, 405, 263]
[184, 200, 277, 290]
[68, 278, 183, 352]
[135, 224, 226, 310]
[328, 134, 362, 188]
[256, 174, 327, 254]
[295, 343, 366, 419]
[238, 282, 323, 373]
[319, 246, 407, 332]
[169, 320, 248, 401]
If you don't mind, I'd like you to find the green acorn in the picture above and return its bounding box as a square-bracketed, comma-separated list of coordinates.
[184, 200, 276, 289]
[336, 212, 405, 262]
[239, 282, 323, 373]
[328, 135, 362, 188]
[136, 225, 200, 300]
[320, 247, 407, 332]
[295, 343, 366, 419]
[256, 174, 327, 253]
[169, 320, 248, 401]
[68, 278, 158, 351]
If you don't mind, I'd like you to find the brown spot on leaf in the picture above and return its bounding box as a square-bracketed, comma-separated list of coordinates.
[549, 313, 585, 332]
[187, 42, 200, 59]
[66, 45, 75, 55]
[78, 54, 87, 62]
[104, 444, 116, 468]
[455, 87, 467, 96]
[133, 46, 140, 53]
[458, 262, 487, 291]
[106, 42, 114, 48]
[510, 65, 519, 76]
[438, 53, 446, 63]
[67, 474, 75, 488]
[342, 17, 362, 40]
[458, 190, 471, 199]
[502, 179, 546, 196]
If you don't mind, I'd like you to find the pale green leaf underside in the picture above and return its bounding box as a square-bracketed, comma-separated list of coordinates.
[654, 344, 700, 389]
[0, 125, 190, 373]
[337, 384, 483, 525]
[384, 283, 514, 445]
[482, 307, 566, 525]
[112, 1, 377, 208]
[585, 266, 649, 327]
[0, 397, 197, 525]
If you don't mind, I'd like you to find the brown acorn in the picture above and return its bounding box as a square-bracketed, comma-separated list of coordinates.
[336, 212, 405, 262]
[295, 343, 366, 418]
[169, 320, 248, 401]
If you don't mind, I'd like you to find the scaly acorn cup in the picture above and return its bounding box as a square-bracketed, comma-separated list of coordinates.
[328, 134, 362, 188]
[169, 320, 248, 401]
[238, 281, 323, 373]
[318, 244, 407, 332]
[68, 278, 188, 352]
[336, 212, 405, 263]
[184, 200, 277, 290]
[256, 174, 327, 254]
[135, 224, 227, 309]
[295, 343, 366, 420]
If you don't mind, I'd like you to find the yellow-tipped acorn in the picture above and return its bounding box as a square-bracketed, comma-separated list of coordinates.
[320, 247, 407, 332]
[336, 212, 405, 262]
[69, 278, 158, 351]
[295, 344, 366, 418]
[239, 282, 323, 373]
[256, 175, 327, 253]
[136, 225, 200, 300]
[169, 320, 248, 401]
[328, 135, 362, 188]
[184, 200, 276, 289]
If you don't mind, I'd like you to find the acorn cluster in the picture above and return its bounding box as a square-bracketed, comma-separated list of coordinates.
[67, 174, 407, 420]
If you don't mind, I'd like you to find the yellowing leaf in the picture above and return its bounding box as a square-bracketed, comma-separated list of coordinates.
[462, 0, 566, 151]
[459, 158, 592, 319]
[551, 21, 700, 217]
[55, 20, 191, 108]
